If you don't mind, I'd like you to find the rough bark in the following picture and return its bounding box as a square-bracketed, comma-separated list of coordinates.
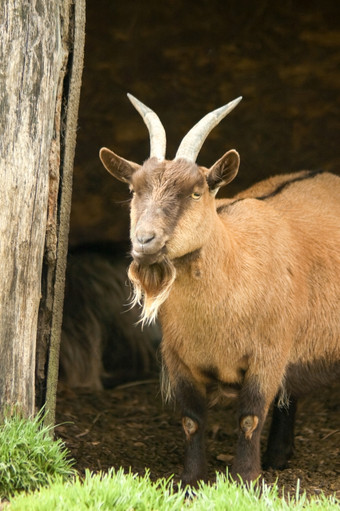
[41, 0, 86, 429]
[0, 0, 85, 417]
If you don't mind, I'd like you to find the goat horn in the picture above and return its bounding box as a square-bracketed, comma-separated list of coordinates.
[175, 96, 242, 162]
[127, 93, 166, 161]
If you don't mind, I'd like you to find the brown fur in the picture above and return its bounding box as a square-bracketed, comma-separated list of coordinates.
[100, 144, 340, 485]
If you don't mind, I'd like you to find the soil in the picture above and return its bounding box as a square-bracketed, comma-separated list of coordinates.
[56, 378, 340, 499]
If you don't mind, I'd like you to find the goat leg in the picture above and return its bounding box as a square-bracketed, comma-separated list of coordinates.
[262, 395, 297, 470]
[231, 377, 268, 484]
[175, 378, 207, 488]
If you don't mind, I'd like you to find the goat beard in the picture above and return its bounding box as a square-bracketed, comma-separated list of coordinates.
[128, 256, 176, 326]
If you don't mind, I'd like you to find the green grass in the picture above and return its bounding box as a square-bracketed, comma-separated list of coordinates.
[1, 413, 338, 510]
[0, 410, 75, 499]
[10, 469, 184, 511]
[9, 469, 340, 511]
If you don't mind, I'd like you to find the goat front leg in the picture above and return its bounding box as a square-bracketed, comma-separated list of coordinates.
[263, 395, 297, 470]
[231, 377, 270, 484]
[174, 378, 207, 487]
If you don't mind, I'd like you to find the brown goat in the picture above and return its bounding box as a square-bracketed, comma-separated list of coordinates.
[99, 95, 340, 486]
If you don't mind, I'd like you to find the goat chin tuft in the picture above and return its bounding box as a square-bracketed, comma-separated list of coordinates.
[128, 257, 176, 326]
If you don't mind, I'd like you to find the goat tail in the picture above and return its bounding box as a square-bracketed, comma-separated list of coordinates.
[128, 256, 176, 326]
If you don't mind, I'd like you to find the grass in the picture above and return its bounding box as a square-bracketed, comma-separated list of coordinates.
[0, 410, 75, 499]
[10, 469, 185, 511]
[9, 469, 340, 511]
[1, 412, 338, 510]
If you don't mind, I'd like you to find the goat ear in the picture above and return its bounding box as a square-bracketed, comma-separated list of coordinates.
[207, 149, 240, 194]
[99, 147, 140, 183]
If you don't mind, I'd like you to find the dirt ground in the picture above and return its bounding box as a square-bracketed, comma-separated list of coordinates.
[56, 378, 340, 499]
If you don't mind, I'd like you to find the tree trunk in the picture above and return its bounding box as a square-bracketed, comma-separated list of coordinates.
[38, 0, 86, 429]
[0, 0, 85, 418]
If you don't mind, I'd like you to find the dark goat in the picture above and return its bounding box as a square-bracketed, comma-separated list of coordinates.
[59, 242, 161, 390]
[99, 95, 340, 485]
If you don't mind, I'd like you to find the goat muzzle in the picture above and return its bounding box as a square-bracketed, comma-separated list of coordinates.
[131, 241, 167, 266]
[132, 223, 168, 265]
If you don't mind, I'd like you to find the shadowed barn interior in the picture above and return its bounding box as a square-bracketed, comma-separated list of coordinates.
[56, 0, 340, 497]
[70, 0, 340, 246]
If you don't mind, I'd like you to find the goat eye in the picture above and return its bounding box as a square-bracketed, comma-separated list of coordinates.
[191, 192, 202, 200]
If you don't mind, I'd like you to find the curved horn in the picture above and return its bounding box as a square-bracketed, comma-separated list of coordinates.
[175, 96, 242, 162]
[127, 93, 166, 161]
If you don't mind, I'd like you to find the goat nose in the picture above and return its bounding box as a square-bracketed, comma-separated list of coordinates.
[136, 231, 156, 245]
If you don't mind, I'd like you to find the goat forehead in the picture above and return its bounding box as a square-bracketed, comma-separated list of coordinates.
[132, 159, 206, 197]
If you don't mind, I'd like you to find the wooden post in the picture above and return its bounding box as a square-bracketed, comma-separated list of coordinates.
[0, 0, 85, 418]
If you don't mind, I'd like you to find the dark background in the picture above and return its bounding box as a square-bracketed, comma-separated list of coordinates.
[70, 0, 340, 245]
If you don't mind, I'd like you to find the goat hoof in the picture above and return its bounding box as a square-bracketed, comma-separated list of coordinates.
[181, 471, 207, 489]
[262, 450, 292, 470]
[230, 462, 261, 486]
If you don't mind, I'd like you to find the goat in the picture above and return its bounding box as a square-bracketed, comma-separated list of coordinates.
[99, 94, 340, 486]
[59, 242, 161, 390]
